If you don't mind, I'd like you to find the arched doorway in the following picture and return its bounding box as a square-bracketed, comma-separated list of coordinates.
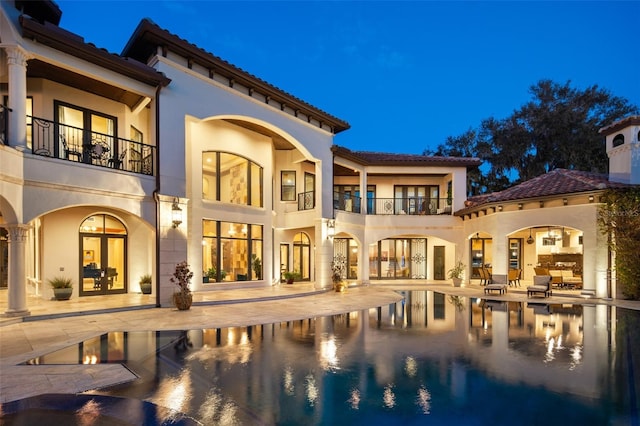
[79, 214, 127, 296]
[293, 232, 311, 281]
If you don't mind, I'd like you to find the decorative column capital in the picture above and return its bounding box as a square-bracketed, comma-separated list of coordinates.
[3, 45, 32, 67]
[3, 224, 30, 242]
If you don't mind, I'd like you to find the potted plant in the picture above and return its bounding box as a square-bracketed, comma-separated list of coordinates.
[447, 260, 466, 287]
[49, 276, 73, 300]
[252, 254, 262, 280]
[283, 270, 300, 284]
[205, 267, 226, 282]
[331, 261, 346, 292]
[170, 261, 194, 310]
[139, 274, 152, 294]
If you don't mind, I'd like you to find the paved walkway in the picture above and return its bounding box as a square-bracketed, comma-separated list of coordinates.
[1, 281, 638, 404]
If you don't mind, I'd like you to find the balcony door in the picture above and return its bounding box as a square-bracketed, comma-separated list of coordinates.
[55, 101, 116, 164]
[79, 214, 127, 296]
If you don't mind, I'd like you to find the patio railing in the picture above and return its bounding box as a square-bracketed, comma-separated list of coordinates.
[28, 116, 155, 175]
[297, 190, 315, 210]
[334, 195, 452, 215]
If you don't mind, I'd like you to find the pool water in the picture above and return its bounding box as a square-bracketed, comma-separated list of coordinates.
[9, 291, 640, 425]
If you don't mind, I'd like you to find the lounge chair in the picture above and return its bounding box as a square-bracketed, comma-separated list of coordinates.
[527, 275, 552, 297]
[484, 274, 507, 295]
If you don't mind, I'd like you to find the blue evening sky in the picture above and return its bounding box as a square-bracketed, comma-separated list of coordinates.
[56, 1, 639, 154]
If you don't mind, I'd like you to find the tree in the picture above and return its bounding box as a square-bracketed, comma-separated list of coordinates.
[597, 188, 640, 300]
[426, 80, 639, 193]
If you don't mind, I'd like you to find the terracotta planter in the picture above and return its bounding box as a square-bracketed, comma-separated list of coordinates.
[334, 281, 346, 292]
[173, 292, 193, 310]
[452, 278, 462, 287]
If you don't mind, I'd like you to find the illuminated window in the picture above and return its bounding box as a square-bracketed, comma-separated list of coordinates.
[202, 152, 263, 206]
[202, 220, 263, 282]
[281, 171, 296, 201]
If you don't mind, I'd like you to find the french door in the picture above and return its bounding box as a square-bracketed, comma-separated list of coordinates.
[79, 214, 127, 296]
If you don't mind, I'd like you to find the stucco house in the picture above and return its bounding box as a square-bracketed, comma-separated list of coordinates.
[1, 1, 638, 317]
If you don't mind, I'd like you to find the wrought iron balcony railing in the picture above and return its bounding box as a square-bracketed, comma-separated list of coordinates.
[0, 104, 8, 146]
[297, 190, 315, 210]
[28, 116, 155, 175]
[334, 194, 453, 215]
[369, 197, 452, 215]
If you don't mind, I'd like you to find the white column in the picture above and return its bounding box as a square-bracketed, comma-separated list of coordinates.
[359, 169, 367, 214]
[5, 46, 30, 150]
[4, 224, 30, 317]
[316, 219, 334, 290]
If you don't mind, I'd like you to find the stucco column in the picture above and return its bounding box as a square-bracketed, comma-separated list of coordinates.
[3, 224, 30, 317]
[588, 222, 609, 298]
[5, 46, 30, 150]
[492, 232, 509, 276]
[316, 219, 334, 290]
[359, 169, 367, 214]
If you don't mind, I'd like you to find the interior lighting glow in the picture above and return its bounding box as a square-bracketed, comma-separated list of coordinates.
[305, 374, 318, 406]
[283, 366, 295, 395]
[416, 386, 432, 414]
[349, 389, 361, 410]
[404, 356, 418, 377]
[383, 384, 396, 408]
[319, 334, 339, 370]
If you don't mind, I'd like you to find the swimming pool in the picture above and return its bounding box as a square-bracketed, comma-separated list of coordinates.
[11, 291, 640, 425]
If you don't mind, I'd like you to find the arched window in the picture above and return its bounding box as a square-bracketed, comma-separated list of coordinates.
[202, 152, 263, 207]
[293, 232, 311, 281]
[612, 134, 624, 147]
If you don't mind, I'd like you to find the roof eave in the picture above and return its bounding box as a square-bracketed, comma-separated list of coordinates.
[123, 19, 350, 133]
[19, 15, 171, 87]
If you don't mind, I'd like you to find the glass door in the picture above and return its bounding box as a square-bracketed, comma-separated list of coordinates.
[79, 214, 127, 296]
[293, 232, 311, 281]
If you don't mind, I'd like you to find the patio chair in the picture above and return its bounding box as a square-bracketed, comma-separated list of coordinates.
[478, 268, 489, 286]
[508, 268, 521, 287]
[484, 274, 507, 295]
[527, 275, 552, 298]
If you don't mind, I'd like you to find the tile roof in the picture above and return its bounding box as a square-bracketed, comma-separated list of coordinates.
[459, 168, 634, 214]
[332, 145, 482, 167]
[123, 19, 350, 134]
[599, 115, 640, 135]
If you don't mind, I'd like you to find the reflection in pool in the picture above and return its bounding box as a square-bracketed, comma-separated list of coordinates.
[19, 291, 640, 425]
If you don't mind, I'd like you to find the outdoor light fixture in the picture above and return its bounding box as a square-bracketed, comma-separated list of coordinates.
[588, 195, 594, 203]
[327, 219, 336, 240]
[518, 203, 523, 210]
[539, 201, 544, 208]
[563, 198, 568, 206]
[497, 205, 503, 211]
[171, 197, 182, 228]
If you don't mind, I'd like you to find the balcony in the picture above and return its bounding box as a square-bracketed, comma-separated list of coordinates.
[297, 190, 315, 211]
[27, 116, 155, 175]
[334, 193, 452, 215]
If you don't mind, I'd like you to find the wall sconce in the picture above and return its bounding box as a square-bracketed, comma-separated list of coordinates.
[588, 195, 594, 203]
[539, 201, 544, 208]
[171, 197, 182, 228]
[518, 203, 523, 210]
[327, 219, 336, 240]
[497, 205, 503, 212]
[563, 198, 568, 206]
